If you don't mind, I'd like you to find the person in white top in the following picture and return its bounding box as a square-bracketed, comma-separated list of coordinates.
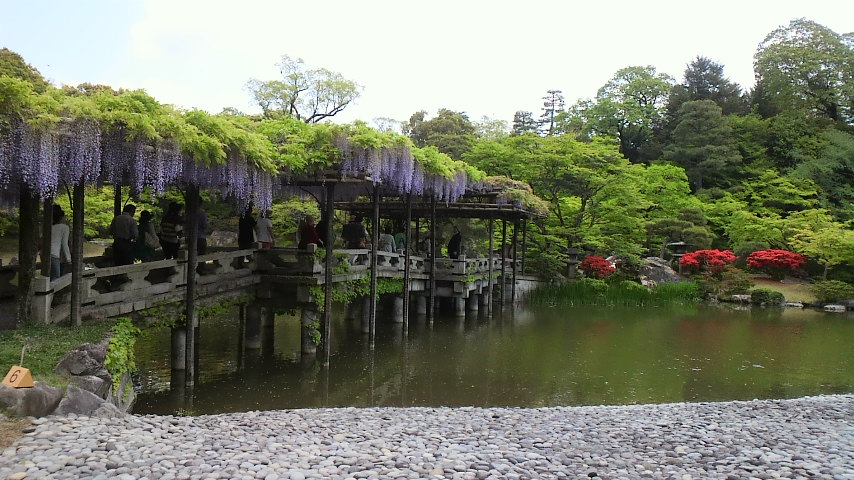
[50, 205, 71, 280]
[254, 210, 274, 248]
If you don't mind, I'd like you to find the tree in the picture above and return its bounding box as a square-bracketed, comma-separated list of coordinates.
[793, 129, 854, 221]
[404, 109, 476, 159]
[0, 48, 49, 92]
[474, 116, 509, 140]
[747, 249, 807, 280]
[786, 209, 854, 279]
[538, 90, 565, 136]
[754, 19, 854, 124]
[574, 66, 673, 163]
[246, 55, 361, 123]
[667, 56, 745, 117]
[663, 100, 742, 190]
[511, 110, 538, 135]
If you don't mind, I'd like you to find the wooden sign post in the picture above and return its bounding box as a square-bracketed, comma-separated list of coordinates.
[2, 366, 34, 388]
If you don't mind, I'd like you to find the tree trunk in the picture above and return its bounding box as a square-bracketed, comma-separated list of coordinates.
[17, 188, 40, 326]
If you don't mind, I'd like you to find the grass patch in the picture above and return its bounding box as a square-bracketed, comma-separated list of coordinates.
[749, 276, 816, 303]
[529, 279, 701, 307]
[0, 320, 114, 388]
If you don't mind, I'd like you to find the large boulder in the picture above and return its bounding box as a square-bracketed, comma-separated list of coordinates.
[52, 385, 104, 416]
[70, 375, 110, 398]
[0, 382, 62, 417]
[53, 340, 110, 380]
[639, 257, 683, 287]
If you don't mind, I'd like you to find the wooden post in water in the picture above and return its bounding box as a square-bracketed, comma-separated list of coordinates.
[403, 193, 412, 334]
[368, 186, 380, 348]
[512, 219, 519, 305]
[184, 186, 199, 386]
[70, 184, 84, 326]
[500, 219, 507, 306]
[321, 182, 335, 366]
[40, 198, 53, 278]
[488, 216, 494, 316]
[428, 197, 437, 322]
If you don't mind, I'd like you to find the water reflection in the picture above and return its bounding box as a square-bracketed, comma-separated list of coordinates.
[133, 304, 854, 415]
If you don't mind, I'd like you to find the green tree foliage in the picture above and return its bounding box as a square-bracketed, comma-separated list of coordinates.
[404, 109, 476, 160]
[0, 48, 50, 92]
[538, 90, 565, 136]
[663, 100, 742, 190]
[572, 66, 674, 163]
[792, 129, 854, 220]
[511, 110, 538, 136]
[246, 54, 361, 123]
[667, 56, 745, 117]
[754, 18, 854, 124]
[473, 116, 509, 140]
[786, 209, 854, 279]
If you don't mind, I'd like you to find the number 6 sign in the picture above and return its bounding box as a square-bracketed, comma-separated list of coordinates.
[2, 365, 34, 388]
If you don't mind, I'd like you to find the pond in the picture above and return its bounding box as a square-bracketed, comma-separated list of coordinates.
[132, 303, 854, 415]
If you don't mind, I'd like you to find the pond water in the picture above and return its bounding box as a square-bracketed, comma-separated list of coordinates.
[133, 303, 854, 415]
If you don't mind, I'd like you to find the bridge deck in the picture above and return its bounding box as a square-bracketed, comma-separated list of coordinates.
[28, 247, 510, 323]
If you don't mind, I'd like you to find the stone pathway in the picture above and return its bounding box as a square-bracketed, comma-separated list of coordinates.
[1, 395, 852, 479]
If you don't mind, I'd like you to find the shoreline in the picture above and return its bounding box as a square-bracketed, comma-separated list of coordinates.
[2, 394, 852, 479]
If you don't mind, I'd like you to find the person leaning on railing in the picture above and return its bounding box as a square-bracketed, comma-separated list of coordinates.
[109, 204, 138, 266]
[159, 201, 184, 260]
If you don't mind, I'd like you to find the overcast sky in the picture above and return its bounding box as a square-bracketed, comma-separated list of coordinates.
[1, 0, 852, 127]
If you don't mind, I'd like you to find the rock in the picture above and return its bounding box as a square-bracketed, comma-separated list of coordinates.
[52, 385, 105, 416]
[94, 401, 125, 418]
[70, 375, 110, 398]
[783, 302, 804, 308]
[0, 382, 62, 417]
[823, 304, 846, 312]
[53, 341, 110, 380]
[731, 295, 752, 304]
[639, 257, 683, 285]
[107, 373, 135, 413]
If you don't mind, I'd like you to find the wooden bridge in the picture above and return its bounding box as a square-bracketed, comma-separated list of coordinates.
[28, 246, 516, 326]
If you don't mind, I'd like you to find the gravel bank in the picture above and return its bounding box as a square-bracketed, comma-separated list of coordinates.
[1, 395, 852, 480]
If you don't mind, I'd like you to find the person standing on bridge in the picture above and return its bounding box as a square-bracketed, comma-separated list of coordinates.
[447, 226, 463, 259]
[109, 204, 137, 266]
[342, 215, 368, 248]
[159, 202, 183, 260]
[298, 215, 323, 249]
[238, 207, 257, 249]
[50, 205, 70, 280]
[254, 210, 274, 249]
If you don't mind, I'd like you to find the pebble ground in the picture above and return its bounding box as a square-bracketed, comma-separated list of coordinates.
[1, 395, 852, 480]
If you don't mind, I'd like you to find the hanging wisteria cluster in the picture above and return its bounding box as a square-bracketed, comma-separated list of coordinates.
[0, 116, 273, 212]
[334, 134, 474, 203]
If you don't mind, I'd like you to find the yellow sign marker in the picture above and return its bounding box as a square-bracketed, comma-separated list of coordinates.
[2, 366, 34, 388]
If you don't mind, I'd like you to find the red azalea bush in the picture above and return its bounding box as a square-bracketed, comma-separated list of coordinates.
[679, 249, 736, 274]
[579, 256, 616, 279]
[747, 249, 806, 280]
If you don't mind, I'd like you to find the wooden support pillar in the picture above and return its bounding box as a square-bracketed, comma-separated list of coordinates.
[16, 187, 39, 326]
[368, 186, 380, 348]
[403, 194, 412, 334]
[113, 184, 122, 217]
[321, 182, 335, 366]
[512, 219, 519, 305]
[487, 216, 494, 315]
[184, 185, 199, 386]
[500, 219, 507, 306]
[70, 184, 84, 326]
[521, 219, 528, 275]
[428, 197, 437, 322]
[40, 198, 53, 278]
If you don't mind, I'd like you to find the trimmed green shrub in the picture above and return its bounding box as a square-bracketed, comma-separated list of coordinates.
[750, 288, 785, 305]
[719, 266, 755, 295]
[809, 280, 854, 303]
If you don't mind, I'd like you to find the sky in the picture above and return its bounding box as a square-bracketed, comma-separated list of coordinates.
[1, 0, 852, 127]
